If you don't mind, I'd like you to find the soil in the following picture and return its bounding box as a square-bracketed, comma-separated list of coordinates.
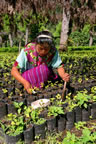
[58, 119, 96, 142]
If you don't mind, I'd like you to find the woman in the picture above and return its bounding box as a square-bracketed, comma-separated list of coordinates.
[11, 30, 70, 94]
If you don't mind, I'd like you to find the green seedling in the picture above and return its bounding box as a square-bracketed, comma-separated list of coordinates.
[13, 102, 24, 114]
[47, 105, 64, 117]
[75, 121, 87, 130]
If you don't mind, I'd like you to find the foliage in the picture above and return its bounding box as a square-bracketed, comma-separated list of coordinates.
[0, 113, 24, 136]
[75, 121, 87, 130]
[34, 118, 46, 125]
[91, 86, 96, 95]
[2, 88, 8, 93]
[2, 14, 10, 33]
[23, 106, 32, 118]
[68, 45, 96, 51]
[1, 12, 48, 48]
[7, 116, 24, 136]
[62, 128, 96, 144]
[65, 93, 78, 112]
[30, 109, 39, 123]
[69, 24, 91, 46]
[44, 132, 61, 144]
[0, 46, 20, 52]
[49, 21, 62, 49]
[30, 108, 46, 125]
[50, 94, 65, 106]
[13, 102, 24, 114]
[62, 131, 77, 144]
[73, 90, 91, 108]
[1, 0, 96, 49]
[0, 120, 8, 133]
[47, 105, 64, 117]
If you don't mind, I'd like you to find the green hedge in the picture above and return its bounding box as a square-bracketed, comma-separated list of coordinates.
[68, 45, 96, 51]
[0, 46, 23, 52]
[0, 45, 96, 52]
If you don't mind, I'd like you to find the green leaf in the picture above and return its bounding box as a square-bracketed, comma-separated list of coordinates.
[13, 102, 19, 108]
[18, 109, 21, 114]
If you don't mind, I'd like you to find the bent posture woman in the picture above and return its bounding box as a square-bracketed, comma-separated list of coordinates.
[11, 30, 70, 94]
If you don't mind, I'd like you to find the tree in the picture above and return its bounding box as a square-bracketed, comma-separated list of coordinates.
[70, 0, 96, 46]
[59, 0, 71, 51]
[0, 0, 96, 48]
[2, 14, 13, 47]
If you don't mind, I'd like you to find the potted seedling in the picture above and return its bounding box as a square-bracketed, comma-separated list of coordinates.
[2, 88, 8, 98]
[89, 86, 96, 119]
[30, 108, 46, 139]
[0, 113, 24, 144]
[23, 105, 34, 143]
[6, 99, 17, 114]
[63, 93, 78, 130]
[0, 118, 8, 143]
[0, 100, 7, 118]
[46, 105, 64, 132]
[73, 90, 91, 122]
[38, 102, 48, 118]
[13, 101, 24, 115]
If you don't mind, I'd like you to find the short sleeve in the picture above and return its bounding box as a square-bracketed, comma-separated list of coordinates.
[51, 50, 62, 68]
[15, 49, 27, 72]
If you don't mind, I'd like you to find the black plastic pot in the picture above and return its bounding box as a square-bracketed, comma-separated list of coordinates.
[0, 69, 3, 77]
[57, 114, 66, 132]
[37, 94, 44, 100]
[44, 93, 51, 99]
[91, 102, 96, 119]
[0, 90, 5, 99]
[15, 82, 23, 90]
[2, 89, 8, 98]
[7, 87, 15, 95]
[5, 132, 23, 144]
[0, 127, 5, 143]
[26, 96, 36, 106]
[66, 111, 74, 130]
[0, 101, 7, 118]
[46, 116, 56, 132]
[62, 102, 68, 109]
[66, 122, 74, 130]
[34, 121, 46, 139]
[57, 89, 62, 95]
[66, 111, 74, 122]
[46, 87, 52, 92]
[82, 106, 91, 121]
[24, 124, 34, 144]
[51, 91, 57, 98]
[39, 109, 47, 118]
[74, 106, 82, 122]
[6, 100, 17, 114]
[84, 85, 91, 93]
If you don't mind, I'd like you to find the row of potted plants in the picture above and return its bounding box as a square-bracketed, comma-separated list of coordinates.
[0, 88, 96, 143]
[0, 80, 96, 119]
[0, 100, 64, 143]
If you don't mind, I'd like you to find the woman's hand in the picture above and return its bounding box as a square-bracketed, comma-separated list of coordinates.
[62, 73, 70, 82]
[57, 67, 70, 82]
[11, 66, 32, 94]
[23, 80, 32, 94]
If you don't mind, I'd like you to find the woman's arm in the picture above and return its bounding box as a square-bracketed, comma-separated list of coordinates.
[11, 66, 32, 94]
[57, 66, 70, 82]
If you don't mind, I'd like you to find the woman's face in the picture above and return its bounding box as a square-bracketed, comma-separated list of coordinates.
[36, 43, 51, 56]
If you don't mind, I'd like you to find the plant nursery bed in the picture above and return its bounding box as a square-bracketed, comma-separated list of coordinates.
[0, 53, 96, 143]
[32, 119, 96, 144]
